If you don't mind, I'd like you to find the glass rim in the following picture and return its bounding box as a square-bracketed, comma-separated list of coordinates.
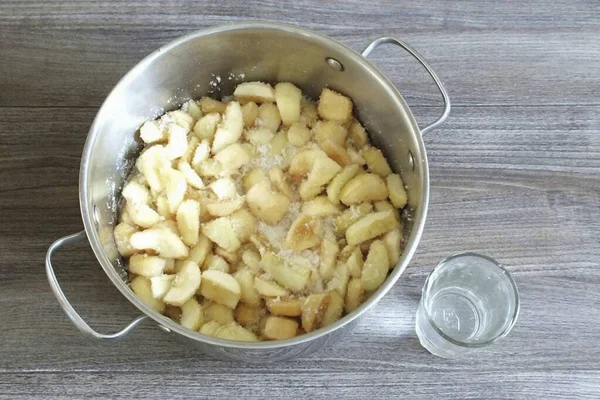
[421, 252, 520, 349]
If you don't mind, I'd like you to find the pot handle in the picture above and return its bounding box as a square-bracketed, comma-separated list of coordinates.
[45, 231, 149, 341]
[362, 37, 451, 135]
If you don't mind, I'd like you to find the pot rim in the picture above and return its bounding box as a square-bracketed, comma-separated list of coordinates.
[79, 21, 430, 349]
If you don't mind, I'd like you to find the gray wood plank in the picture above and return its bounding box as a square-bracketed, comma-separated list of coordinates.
[0, 0, 599, 107]
[0, 105, 598, 398]
[1, 0, 599, 397]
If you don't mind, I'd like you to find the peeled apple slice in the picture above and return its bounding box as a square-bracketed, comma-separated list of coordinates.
[177, 161, 204, 189]
[212, 102, 244, 153]
[136, 145, 170, 193]
[131, 276, 165, 312]
[130, 228, 189, 259]
[128, 254, 166, 277]
[180, 298, 204, 330]
[233, 82, 276, 104]
[200, 270, 241, 309]
[150, 275, 175, 299]
[165, 124, 188, 160]
[176, 199, 200, 247]
[160, 167, 187, 213]
[125, 201, 161, 229]
[163, 261, 202, 306]
[140, 120, 166, 144]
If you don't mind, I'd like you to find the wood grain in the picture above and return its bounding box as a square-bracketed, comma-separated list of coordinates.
[0, 1, 599, 107]
[0, 0, 599, 398]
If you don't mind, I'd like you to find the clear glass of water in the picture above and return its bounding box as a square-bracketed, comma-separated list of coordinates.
[415, 253, 520, 358]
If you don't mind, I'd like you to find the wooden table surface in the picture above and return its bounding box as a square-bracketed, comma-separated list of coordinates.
[1, 1, 599, 398]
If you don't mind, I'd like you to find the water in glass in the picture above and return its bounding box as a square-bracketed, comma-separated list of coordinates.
[415, 253, 519, 358]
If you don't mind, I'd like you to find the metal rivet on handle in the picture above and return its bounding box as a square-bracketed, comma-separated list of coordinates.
[326, 57, 344, 71]
[408, 151, 415, 171]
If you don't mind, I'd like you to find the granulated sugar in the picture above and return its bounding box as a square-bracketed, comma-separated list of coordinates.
[256, 201, 322, 270]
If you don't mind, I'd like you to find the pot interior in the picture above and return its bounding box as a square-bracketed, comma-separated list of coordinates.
[81, 23, 426, 331]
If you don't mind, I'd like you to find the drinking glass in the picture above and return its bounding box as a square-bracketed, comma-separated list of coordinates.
[415, 253, 520, 358]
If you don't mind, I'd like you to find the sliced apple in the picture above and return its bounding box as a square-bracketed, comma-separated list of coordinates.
[246, 182, 290, 224]
[177, 160, 204, 189]
[320, 291, 345, 328]
[319, 233, 339, 280]
[168, 110, 194, 131]
[200, 270, 241, 309]
[326, 164, 360, 204]
[128, 254, 166, 277]
[241, 101, 259, 127]
[348, 119, 369, 148]
[361, 240, 389, 291]
[122, 181, 150, 205]
[254, 277, 289, 297]
[269, 166, 294, 200]
[200, 97, 226, 114]
[160, 166, 187, 213]
[301, 293, 330, 333]
[318, 88, 353, 123]
[131, 276, 165, 313]
[214, 323, 259, 341]
[193, 113, 221, 142]
[334, 202, 373, 234]
[287, 122, 311, 147]
[234, 268, 261, 307]
[289, 148, 327, 179]
[165, 124, 188, 160]
[313, 120, 348, 147]
[206, 197, 245, 217]
[209, 177, 238, 200]
[163, 261, 201, 306]
[382, 228, 402, 269]
[339, 173, 388, 205]
[345, 210, 399, 246]
[136, 145, 169, 193]
[125, 201, 161, 229]
[176, 199, 200, 247]
[130, 228, 189, 259]
[257, 102, 281, 132]
[301, 196, 341, 217]
[246, 126, 275, 145]
[212, 101, 244, 153]
[285, 214, 322, 251]
[229, 209, 257, 243]
[180, 298, 204, 330]
[192, 139, 211, 168]
[326, 262, 350, 298]
[114, 223, 139, 257]
[275, 82, 302, 126]
[235, 303, 263, 329]
[199, 320, 222, 336]
[213, 143, 251, 173]
[266, 297, 303, 317]
[345, 278, 365, 313]
[202, 217, 241, 253]
[149, 274, 174, 299]
[139, 120, 166, 144]
[242, 167, 269, 193]
[233, 82, 276, 103]
[386, 173, 408, 209]
[203, 301, 234, 325]
[259, 252, 312, 292]
[202, 253, 230, 273]
[262, 316, 298, 340]
[346, 246, 364, 278]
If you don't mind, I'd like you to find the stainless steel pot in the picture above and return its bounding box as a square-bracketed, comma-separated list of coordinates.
[45, 22, 450, 362]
